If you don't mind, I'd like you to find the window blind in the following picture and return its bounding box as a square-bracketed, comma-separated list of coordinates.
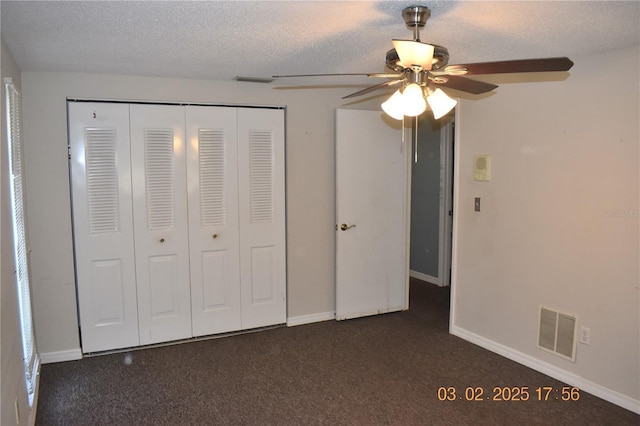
[5, 79, 39, 405]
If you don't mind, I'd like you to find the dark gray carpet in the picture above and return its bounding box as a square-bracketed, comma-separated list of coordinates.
[35, 280, 638, 425]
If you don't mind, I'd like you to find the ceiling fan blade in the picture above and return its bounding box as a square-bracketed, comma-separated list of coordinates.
[272, 73, 403, 79]
[443, 57, 574, 76]
[342, 79, 404, 99]
[273, 73, 370, 78]
[433, 76, 498, 95]
[366, 73, 405, 79]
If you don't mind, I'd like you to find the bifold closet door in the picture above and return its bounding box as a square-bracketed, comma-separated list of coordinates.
[130, 104, 192, 345]
[186, 106, 242, 336]
[237, 108, 287, 329]
[71, 103, 286, 353]
[68, 102, 140, 353]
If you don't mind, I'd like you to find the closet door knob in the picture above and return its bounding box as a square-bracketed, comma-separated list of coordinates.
[212, 234, 219, 239]
[159, 238, 165, 243]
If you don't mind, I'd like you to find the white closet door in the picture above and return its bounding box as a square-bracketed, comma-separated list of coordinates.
[68, 102, 140, 353]
[130, 104, 192, 345]
[186, 106, 242, 336]
[237, 108, 287, 329]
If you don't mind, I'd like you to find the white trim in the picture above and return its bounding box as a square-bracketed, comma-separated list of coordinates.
[450, 325, 640, 414]
[39, 349, 83, 364]
[403, 119, 413, 310]
[448, 107, 462, 342]
[410, 270, 440, 286]
[29, 361, 41, 426]
[287, 311, 335, 327]
[438, 119, 454, 288]
[67, 97, 285, 110]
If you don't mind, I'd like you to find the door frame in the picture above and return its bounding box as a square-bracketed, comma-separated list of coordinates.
[408, 116, 454, 288]
[438, 119, 454, 287]
[68, 99, 287, 353]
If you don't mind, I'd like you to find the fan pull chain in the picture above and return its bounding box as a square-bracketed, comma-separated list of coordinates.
[414, 117, 419, 164]
[401, 115, 405, 153]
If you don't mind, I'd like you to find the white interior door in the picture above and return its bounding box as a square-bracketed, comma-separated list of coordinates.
[186, 106, 242, 337]
[237, 108, 287, 329]
[130, 104, 192, 345]
[69, 102, 140, 353]
[335, 109, 409, 320]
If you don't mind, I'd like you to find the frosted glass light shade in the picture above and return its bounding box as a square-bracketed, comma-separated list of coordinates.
[402, 83, 427, 117]
[427, 88, 457, 119]
[392, 40, 435, 70]
[381, 90, 404, 120]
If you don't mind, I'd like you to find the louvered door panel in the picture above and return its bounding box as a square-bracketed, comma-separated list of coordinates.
[130, 104, 192, 345]
[249, 130, 274, 223]
[68, 102, 139, 353]
[186, 106, 242, 337]
[237, 108, 286, 329]
[86, 128, 120, 233]
[144, 129, 175, 229]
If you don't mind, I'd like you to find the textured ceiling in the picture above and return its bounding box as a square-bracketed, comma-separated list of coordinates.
[1, 1, 639, 86]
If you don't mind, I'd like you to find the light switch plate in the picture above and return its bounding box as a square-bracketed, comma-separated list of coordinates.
[474, 155, 491, 181]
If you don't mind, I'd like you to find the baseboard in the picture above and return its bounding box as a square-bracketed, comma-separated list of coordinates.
[410, 270, 441, 286]
[450, 325, 640, 414]
[287, 311, 335, 327]
[39, 348, 83, 364]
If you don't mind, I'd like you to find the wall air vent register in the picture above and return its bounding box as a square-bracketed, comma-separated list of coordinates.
[538, 306, 577, 362]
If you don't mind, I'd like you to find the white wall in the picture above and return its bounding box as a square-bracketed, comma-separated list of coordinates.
[1, 36, 36, 425]
[19, 71, 380, 359]
[452, 45, 639, 411]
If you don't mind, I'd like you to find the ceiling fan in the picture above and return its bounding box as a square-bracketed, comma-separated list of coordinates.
[273, 5, 574, 120]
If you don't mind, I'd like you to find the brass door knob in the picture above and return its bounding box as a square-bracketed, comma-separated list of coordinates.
[340, 223, 356, 231]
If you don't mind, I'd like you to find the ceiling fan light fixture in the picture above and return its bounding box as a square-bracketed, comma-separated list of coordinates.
[427, 88, 457, 119]
[381, 84, 428, 119]
[275, 6, 573, 122]
[392, 40, 435, 71]
[381, 90, 405, 120]
[402, 83, 427, 117]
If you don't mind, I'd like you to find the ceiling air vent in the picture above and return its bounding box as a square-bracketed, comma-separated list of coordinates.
[234, 76, 273, 83]
[538, 306, 577, 362]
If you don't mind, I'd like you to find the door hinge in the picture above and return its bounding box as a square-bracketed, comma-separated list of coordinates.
[68, 146, 71, 159]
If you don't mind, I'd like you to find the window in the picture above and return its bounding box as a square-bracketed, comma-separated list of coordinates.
[5, 78, 39, 406]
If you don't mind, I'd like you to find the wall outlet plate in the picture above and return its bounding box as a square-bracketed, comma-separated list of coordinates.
[579, 326, 591, 344]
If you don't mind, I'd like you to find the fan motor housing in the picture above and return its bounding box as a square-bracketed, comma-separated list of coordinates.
[402, 5, 431, 28]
